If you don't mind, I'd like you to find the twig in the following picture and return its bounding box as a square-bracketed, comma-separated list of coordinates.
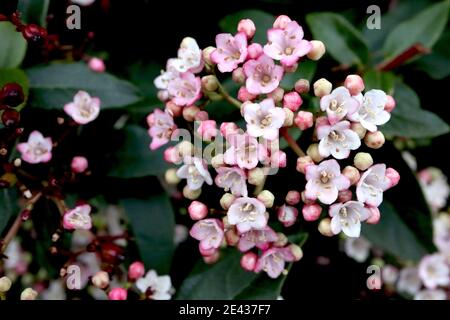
[280, 128, 306, 157]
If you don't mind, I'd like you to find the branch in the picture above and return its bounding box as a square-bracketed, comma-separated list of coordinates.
[376, 43, 430, 72]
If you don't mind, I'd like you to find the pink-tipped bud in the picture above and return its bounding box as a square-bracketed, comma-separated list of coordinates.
[166, 100, 182, 117]
[238, 86, 257, 102]
[277, 205, 298, 227]
[88, 57, 106, 72]
[301, 190, 315, 204]
[188, 201, 208, 220]
[364, 131, 385, 149]
[240, 252, 258, 271]
[128, 261, 145, 280]
[296, 156, 314, 174]
[366, 207, 381, 224]
[108, 288, 127, 300]
[225, 228, 240, 246]
[202, 46, 216, 65]
[92, 271, 110, 289]
[164, 147, 181, 164]
[302, 204, 322, 221]
[237, 19, 256, 39]
[315, 116, 329, 128]
[195, 110, 209, 121]
[283, 62, 298, 73]
[342, 166, 360, 185]
[294, 111, 314, 130]
[338, 189, 352, 203]
[344, 75, 365, 96]
[220, 122, 239, 137]
[197, 120, 217, 141]
[283, 92, 303, 112]
[313, 78, 332, 97]
[307, 40, 326, 61]
[294, 79, 310, 94]
[273, 15, 292, 29]
[385, 167, 400, 188]
[232, 67, 246, 84]
[157, 90, 170, 102]
[286, 190, 301, 205]
[71, 156, 88, 173]
[354, 152, 373, 171]
[385, 95, 396, 112]
[257, 190, 275, 208]
[271, 150, 287, 168]
[203, 250, 220, 264]
[267, 87, 285, 103]
[182, 105, 200, 122]
[247, 43, 263, 59]
[289, 244, 303, 261]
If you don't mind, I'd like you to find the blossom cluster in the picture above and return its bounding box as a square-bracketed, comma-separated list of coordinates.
[147, 15, 400, 278]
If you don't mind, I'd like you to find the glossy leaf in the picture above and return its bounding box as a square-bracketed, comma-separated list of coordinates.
[18, 0, 50, 26]
[280, 60, 317, 89]
[0, 22, 27, 68]
[363, 70, 396, 94]
[0, 188, 19, 235]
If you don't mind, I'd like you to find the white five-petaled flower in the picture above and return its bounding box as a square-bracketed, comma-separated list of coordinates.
[349, 89, 390, 132]
[176, 156, 213, 191]
[418, 253, 450, 289]
[63, 204, 92, 230]
[136, 270, 173, 300]
[356, 164, 390, 207]
[189, 218, 224, 251]
[305, 159, 350, 204]
[170, 37, 203, 73]
[17, 130, 53, 164]
[223, 133, 267, 170]
[317, 120, 361, 159]
[243, 98, 285, 140]
[211, 32, 248, 73]
[254, 246, 296, 279]
[397, 267, 421, 296]
[215, 166, 248, 197]
[414, 289, 447, 300]
[320, 87, 360, 125]
[64, 91, 101, 125]
[329, 201, 371, 237]
[344, 236, 371, 262]
[227, 197, 267, 233]
[154, 59, 179, 91]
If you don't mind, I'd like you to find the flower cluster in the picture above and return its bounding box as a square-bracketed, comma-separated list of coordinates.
[147, 15, 399, 278]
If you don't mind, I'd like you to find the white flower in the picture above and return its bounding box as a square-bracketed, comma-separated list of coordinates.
[356, 164, 390, 207]
[16, 131, 52, 164]
[227, 197, 267, 233]
[344, 236, 371, 262]
[215, 166, 248, 197]
[63, 205, 92, 230]
[419, 168, 449, 212]
[414, 289, 447, 300]
[64, 91, 101, 125]
[176, 156, 213, 190]
[136, 270, 173, 300]
[243, 98, 285, 140]
[349, 89, 390, 132]
[382, 265, 399, 285]
[433, 213, 450, 254]
[320, 86, 360, 124]
[170, 37, 203, 73]
[223, 133, 267, 170]
[154, 59, 179, 90]
[418, 253, 450, 289]
[317, 120, 361, 159]
[329, 201, 371, 237]
[397, 267, 421, 296]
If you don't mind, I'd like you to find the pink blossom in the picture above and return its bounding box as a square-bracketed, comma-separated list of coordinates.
[254, 246, 296, 278]
[294, 111, 314, 130]
[190, 218, 224, 251]
[237, 227, 278, 252]
[317, 120, 361, 159]
[240, 252, 258, 271]
[176, 156, 213, 190]
[71, 156, 88, 173]
[215, 166, 248, 197]
[243, 98, 285, 140]
[167, 72, 202, 106]
[88, 57, 105, 72]
[197, 120, 217, 141]
[63, 204, 92, 230]
[64, 91, 101, 124]
[108, 288, 128, 300]
[219, 122, 239, 137]
[224, 133, 267, 170]
[211, 32, 248, 72]
[277, 205, 298, 227]
[282, 91, 302, 111]
[128, 262, 145, 280]
[356, 164, 390, 207]
[302, 203, 322, 221]
[320, 87, 359, 125]
[148, 109, 176, 150]
[227, 197, 267, 233]
[17, 131, 52, 164]
[243, 54, 284, 95]
[329, 201, 370, 237]
[188, 201, 209, 220]
[305, 159, 350, 204]
[264, 21, 311, 67]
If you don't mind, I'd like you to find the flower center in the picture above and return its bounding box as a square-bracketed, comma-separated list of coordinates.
[284, 47, 294, 55]
[262, 74, 271, 85]
[329, 130, 345, 142]
[260, 114, 272, 128]
[320, 170, 332, 184]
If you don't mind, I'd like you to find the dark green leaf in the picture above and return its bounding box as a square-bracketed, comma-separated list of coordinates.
[0, 188, 19, 235]
[363, 70, 396, 94]
[0, 22, 27, 68]
[18, 0, 50, 26]
[26, 63, 142, 109]
[219, 10, 273, 44]
[306, 12, 369, 66]
[382, 0, 450, 64]
[414, 30, 450, 80]
[280, 60, 317, 89]
[120, 194, 175, 274]
[126, 62, 162, 102]
[108, 125, 171, 178]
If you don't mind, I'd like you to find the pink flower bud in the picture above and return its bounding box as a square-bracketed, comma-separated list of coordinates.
[342, 166, 360, 185]
[225, 228, 240, 246]
[199, 245, 217, 257]
[278, 205, 298, 227]
[301, 191, 315, 204]
[364, 131, 385, 149]
[188, 201, 208, 220]
[182, 105, 200, 122]
[366, 207, 380, 224]
[163, 147, 180, 164]
[283, 92, 303, 112]
[294, 111, 314, 130]
[283, 62, 298, 73]
[302, 204, 322, 221]
[220, 122, 239, 137]
[128, 261, 145, 280]
[194, 110, 209, 121]
[247, 43, 263, 59]
[286, 190, 301, 205]
[146, 113, 155, 127]
[295, 79, 310, 94]
[157, 90, 170, 102]
[385, 167, 400, 188]
[203, 250, 220, 264]
[307, 40, 326, 61]
[385, 95, 396, 112]
[271, 150, 287, 168]
[238, 86, 257, 102]
[237, 19, 256, 39]
[71, 156, 88, 173]
[315, 116, 329, 128]
[296, 156, 313, 174]
[88, 57, 106, 72]
[267, 87, 285, 103]
[92, 271, 110, 289]
[232, 67, 246, 84]
[197, 120, 217, 141]
[240, 252, 258, 271]
[338, 189, 352, 203]
[166, 101, 182, 117]
[108, 288, 128, 300]
[344, 74, 365, 96]
[273, 15, 292, 29]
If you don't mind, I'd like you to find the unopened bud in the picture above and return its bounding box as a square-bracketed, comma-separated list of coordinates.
[289, 244, 303, 261]
[307, 144, 323, 163]
[385, 167, 400, 188]
[166, 100, 182, 117]
[248, 167, 265, 186]
[364, 131, 385, 149]
[302, 203, 322, 221]
[318, 218, 334, 237]
[277, 205, 298, 227]
[313, 78, 332, 97]
[220, 193, 236, 210]
[285, 190, 301, 205]
[183, 186, 201, 200]
[225, 228, 240, 246]
[366, 207, 381, 224]
[211, 154, 225, 168]
[296, 156, 314, 174]
[283, 108, 294, 127]
[202, 46, 216, 65]
[295, 79, 310, 94]
[273, 15, 292, 29]
[238, 86, 257, 102]
[237, 19, 256, 39]
[108, 288, 128, 300]
[294, 111, 314, 130]
[344, 74, 365, 96]
[240, 252, 258, 271]
[354, 152, 373, 171]
[20, 288, 38, 300]
[0, 276, 12, 293]
[283, 92, 302, 112]
[385, 95, 396, 112]
[351, 122, 367, 139]
[274, 232, 288, 247]
[203, 250, 220, 264]
[182, 105, 200, 122]
[342, 166, 360, 185]
[247, 43, 263, 59]
[307, 40, 326, 61]
[338, 189, 352, 203]
[257, 190, 275, 208]
[92, 271, 110, 289]
[201, 75, 219, 92]
[188, 201, 208, 220]
[267, 87, 284, 103]
[177, 141, 193, 157]
[128, 261, 145, 280]
[232, 67, 246, 84]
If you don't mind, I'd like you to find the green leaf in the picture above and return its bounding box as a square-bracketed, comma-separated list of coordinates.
[362, 201, 428, 262]
[126, 62, 161, 102]
[382, 82, 449, 138]
[219, 10, 274, 44]
[382, 0, 450, 64]
[120, 194, 175, 274]
[26, 63, 142, 109]
[0, 68, 29, 110]
[280, 60, 317, 89]
[108, 125, 171, 178]
[0, 22, 28, 68]
[306, 12, 369, 66]
[414, 30, 450, 80]
[363, 70, 396, 94]
[0, 188, 19, 235]
[18, 0, 50, 27]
